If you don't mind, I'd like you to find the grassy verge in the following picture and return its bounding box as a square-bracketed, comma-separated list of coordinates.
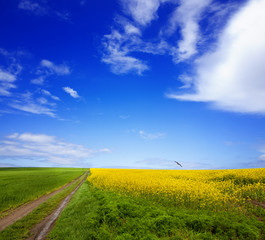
[0, 167, 87, 216]
[48, 181, 264, 240]
[0, 172, 87, 240]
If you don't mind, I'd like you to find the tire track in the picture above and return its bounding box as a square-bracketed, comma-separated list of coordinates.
[27, 172, 88, 240]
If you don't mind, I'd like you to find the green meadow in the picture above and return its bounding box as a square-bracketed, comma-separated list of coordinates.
[0, 167, 86, 216]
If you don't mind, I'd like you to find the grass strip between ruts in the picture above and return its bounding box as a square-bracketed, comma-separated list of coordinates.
[0, 172, 87, 240]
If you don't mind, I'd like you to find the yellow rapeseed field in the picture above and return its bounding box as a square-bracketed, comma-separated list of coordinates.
[87, 168, 265, 210]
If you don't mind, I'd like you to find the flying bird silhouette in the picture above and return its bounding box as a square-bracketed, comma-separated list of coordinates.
[175, 161, 183, 167]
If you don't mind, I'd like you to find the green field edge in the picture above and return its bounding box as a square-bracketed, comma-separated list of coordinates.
[0, 171, 89, 240]
[0, 168, 87, 217]
[47, 180, 265, 240]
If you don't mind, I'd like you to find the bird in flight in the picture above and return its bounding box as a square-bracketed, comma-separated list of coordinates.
[175, 161, 183, 167]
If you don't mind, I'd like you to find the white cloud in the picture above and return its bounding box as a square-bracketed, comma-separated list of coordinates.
[41, 89, 60, 101]
[36, 97, 56, 106]
[0, 49, 24, 96]
[31, 76, 44, 85]
[0, 50, 64, 118]
[101, 0, 216, 75]
[0, 68, 17, 96]
[18, 0, 47, 15]
[139, 130, 165, 140]
[102, 0, 245, 78]
[10, 102, 56, 117]
[40, 59, 70, 75]
[101, 2, 175, 75]
[31, 60, 70, 85]
[124, 23, 141, 35]
[102, 27, 149, 75]
[120, 0, 162, 26]
[0, 69, 16, 82]
[8, 133, 55, 143]
[167, 0, 265, 114]
[9, 92, 56, 117]
[63, 87, 80, 98]
[178, 74, 193, 89]
[0, 133, 110, 165]
[167, 0, 212, 62]
[99, 148, 112, 153]
[102, 52, 149, 75]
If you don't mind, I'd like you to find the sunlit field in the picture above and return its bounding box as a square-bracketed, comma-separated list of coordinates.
[88, 168, 265, 211]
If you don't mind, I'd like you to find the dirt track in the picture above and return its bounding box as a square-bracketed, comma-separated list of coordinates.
[27, 172, 88, 240]
[0, 172, 87, 232]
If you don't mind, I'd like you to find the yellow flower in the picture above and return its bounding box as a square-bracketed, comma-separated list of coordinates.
[87, 168, 265, 210]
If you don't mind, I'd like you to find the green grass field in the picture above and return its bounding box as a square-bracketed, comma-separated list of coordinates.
[0, 167, 86, 215]
[48, 181, 265, 240]
[0, 173, 87, 240]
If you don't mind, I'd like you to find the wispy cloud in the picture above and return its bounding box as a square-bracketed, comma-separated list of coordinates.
[101, 17, 169, 75]
[102, 27, 149, 75]
[0, 50, 69, 118]
[166, 0, 212, 62]
[178, 74, 193, 89]
[9, 92, 56, 117]
[31, 76, 45, 85]
[101, 0, 228, 75]
[10, 101, 56, 117]
[139, 130, 165, 140]
[41, 89, 60, 101]
[0, 68, 17, 96]
[31, 59, 70, 85]
[120, 0, 163, 26]
[101, 0, 245, 82]
[40, 59, 70, 75]
[167, 0, 265, 114]
[18, 0, 47, 15]
[0, 133, 111, 165]
[63, 87, 80, 98]
[18, 0, 71, 21]
[0, 49, 23, 96]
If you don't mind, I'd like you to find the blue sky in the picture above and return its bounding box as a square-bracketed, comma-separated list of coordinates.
[0, 0, 265, 169]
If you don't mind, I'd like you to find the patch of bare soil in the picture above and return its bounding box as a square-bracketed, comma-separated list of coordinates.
[0, 172, 86, 231]
[27, 173, 88, 240]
